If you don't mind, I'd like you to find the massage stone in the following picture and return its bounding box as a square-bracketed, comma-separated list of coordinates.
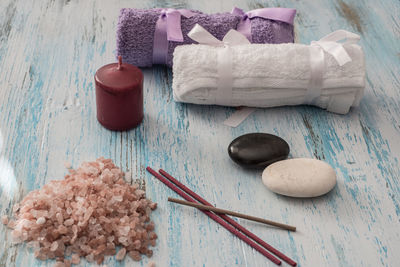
[228, 133, 290, 169]
[262, 158, 337, 198]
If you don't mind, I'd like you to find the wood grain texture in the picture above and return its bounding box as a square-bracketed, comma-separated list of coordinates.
[0, 0, 399, 266]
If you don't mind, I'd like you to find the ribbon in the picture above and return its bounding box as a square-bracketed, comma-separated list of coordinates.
[223, 107, 256, 127]
[153, 9, 195, 65]
[188, 24, 250, 106]
[231, 7, 296, 42]
[304, 30, 361, 105]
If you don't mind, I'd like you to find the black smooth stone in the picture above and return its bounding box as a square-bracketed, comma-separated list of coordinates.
[228, 133, 290, 169]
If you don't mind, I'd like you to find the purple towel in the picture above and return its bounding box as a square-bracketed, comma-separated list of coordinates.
[116, 8, 294, 67]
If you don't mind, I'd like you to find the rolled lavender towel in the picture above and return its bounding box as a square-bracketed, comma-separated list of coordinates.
[172, 26, 365, 115]
[116, 7, 296, 67]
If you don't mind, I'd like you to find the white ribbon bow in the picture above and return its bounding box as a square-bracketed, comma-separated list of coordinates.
[304, 30, 361, 105]
[312, 30, 360, 66]
[188, 23, 250, 46]
[188, 24, 250, 105]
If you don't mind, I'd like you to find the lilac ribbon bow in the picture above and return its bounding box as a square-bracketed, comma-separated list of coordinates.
[231, 7, 296, 42]
[152, 8, 195, 65]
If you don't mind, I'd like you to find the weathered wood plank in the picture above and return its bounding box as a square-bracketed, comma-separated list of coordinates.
[0, 0, 399, 266]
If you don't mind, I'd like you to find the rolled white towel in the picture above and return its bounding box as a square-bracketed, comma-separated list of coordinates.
[172, 26, 365, 115]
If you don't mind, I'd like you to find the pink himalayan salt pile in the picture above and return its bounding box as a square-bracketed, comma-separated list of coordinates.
[3, 157, 157, 266]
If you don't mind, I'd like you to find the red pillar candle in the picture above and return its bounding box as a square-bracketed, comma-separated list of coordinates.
[95, 56, 144, 131]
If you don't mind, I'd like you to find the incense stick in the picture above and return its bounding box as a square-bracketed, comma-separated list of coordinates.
[158, 169, 297, 267]
[146, 167, 282, 266]
[168, 197, 296, 232]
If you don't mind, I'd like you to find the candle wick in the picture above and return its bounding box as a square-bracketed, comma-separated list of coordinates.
[117, 56, 122, 70]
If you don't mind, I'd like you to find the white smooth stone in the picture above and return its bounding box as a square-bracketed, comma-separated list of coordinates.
[262, 158, 337, 198]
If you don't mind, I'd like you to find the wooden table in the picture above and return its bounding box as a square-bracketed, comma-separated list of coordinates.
[0, 0, 399, 266]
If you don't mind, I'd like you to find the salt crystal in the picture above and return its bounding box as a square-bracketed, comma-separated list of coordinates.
[128, 250, 141, 261]
[104, 243, 116, 256]
[34, 250, 47, 260]
[136, 190, 145, 198]
[85, 253, 94, 262]
[98, 235, 106, 244]
[58, 225, 68, 234]
[146, 249, 153, 258]
[98, 161, 105, 170]
[66, 207, 72, 214]
[70, 225, 78, 244]
[53, 261, 65, 267]
[64, 162, 72, 169]
[5, 158, 157, 266]
[63, 259, 71, 267]
[64, 218, 74, 226]
[50, 241, 59, 251]
[80, 244, 91, 253]
[1, 215, 8, 225]
[12, 204, 20, 213]
[133, 240, 141, 249]
[36, 217, 46, 225]
[95, 254, 105, 264]
[149, 202, 157, 210]
[115, 247, 126, 261]
[71, 254, 80, 264]
[93, 244, 106, 255]
[121, 216, 129, 223]
[7, 220, 16, 229]
[31, 210, 38, 218]
[146, 222, 155, 231]
[72, 225, 78, 234]
[21, 231, 29, 241]
[118, 236, 127, 244]
[65, 246, 72, 256]
[119, 225, 130, 236]
[56, 213, 63, 225]
[149, 232, 157, 240]
[124, 171, 132, 183]
[113, 195, 123, 202]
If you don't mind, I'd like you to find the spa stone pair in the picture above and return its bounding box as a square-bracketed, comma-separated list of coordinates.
[228, 133, 337, 198]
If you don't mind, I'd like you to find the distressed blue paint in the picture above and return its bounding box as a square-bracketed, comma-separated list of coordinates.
[0, 0, 400, 266]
